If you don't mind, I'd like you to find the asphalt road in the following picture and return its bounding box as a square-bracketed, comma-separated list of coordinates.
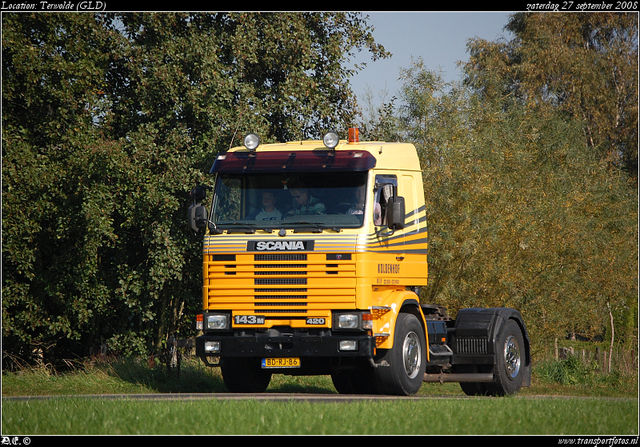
[5, 393, 631, 402]
[2, 392, 479, 402]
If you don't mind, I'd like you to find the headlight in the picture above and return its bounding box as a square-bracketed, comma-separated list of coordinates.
[206, 314, 229, 330]
[337, 313, 359, 329]
[334, 311, 373, 330]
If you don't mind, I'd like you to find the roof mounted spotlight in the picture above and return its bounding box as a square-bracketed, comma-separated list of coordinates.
[243, 133, 260, 151]
[322, 131, 340, 150]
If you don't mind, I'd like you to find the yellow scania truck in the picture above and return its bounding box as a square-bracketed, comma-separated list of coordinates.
[189, 129, 531, 396]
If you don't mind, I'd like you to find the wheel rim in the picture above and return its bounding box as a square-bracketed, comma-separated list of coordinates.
[503, 335, 521, 380]
[403, 331, 422, 379]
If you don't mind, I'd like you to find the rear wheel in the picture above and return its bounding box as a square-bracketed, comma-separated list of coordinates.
[458, 364, 493, 396]
[458, 319, 526, 396]
[374, 312, 426, 396]
[490, 319, 525, 396]
[221, 357, 272, 393]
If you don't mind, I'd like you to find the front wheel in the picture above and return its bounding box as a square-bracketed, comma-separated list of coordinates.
[331, 366, 378, 394]
[374, 312, 426, 396]
[221, 357, 272, 393]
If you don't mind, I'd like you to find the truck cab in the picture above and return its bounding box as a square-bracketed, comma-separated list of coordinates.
[190, 130, 530, 396]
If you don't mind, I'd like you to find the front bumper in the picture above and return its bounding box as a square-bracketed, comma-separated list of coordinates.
[195, 329, 376, 359]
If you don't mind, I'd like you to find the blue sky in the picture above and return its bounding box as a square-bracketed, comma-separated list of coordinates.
[349, 12, 514, 107]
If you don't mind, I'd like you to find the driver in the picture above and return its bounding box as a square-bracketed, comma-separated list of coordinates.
[288, 183, 325, 215]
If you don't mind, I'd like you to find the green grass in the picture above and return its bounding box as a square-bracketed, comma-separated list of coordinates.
[2, 357, 638, 435]
[3, 355, 637, 398]
[2, 396, 638, 435]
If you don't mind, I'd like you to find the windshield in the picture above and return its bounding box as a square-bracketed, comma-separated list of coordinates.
[211, 172, 369, 230]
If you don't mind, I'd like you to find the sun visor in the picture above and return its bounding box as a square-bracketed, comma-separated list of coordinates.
[210, 150, 376, 174]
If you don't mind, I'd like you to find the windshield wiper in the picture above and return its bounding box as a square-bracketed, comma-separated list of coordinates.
[217, 222, 276, 234]
[216, 222, 256, 234]
[286, 221, 341, 233]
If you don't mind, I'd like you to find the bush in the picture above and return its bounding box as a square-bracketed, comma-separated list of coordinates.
[535, 354, 637, 391]
[537, 356, 589, 385]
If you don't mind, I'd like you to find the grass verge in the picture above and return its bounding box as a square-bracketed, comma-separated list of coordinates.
[2, 356, 638, 435]
[2, 395, 638, 435]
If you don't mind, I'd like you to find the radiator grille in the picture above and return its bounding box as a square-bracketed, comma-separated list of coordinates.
[254, 278, 308, 285]
[255, 254, 308, 261]
[205, 252, 356, 319]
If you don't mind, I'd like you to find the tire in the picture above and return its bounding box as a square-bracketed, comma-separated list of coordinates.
[457, 364, 493, 396]
[374, 312, 426, 396]
[331, 371, 355, 394]
[459, 319, 526, 396]
[489, 319, 526, 396]
[331, 367, 378, 394]
[221, 357, 272, 393]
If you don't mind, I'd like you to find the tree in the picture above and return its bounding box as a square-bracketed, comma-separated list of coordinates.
[2, 12, 389, 366]
[460, 12, 638, 349]
[3, 13, 134, 363]
[395, 60, 637, 351]
[114, 13, 389, 146]
[463, 12, 638, 180]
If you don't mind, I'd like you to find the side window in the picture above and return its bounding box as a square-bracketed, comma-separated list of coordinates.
[374, 174, 397, 226]
[212, 176, 242, 222]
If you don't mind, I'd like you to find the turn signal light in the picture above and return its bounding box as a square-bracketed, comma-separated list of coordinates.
[362, 312, 373, 330]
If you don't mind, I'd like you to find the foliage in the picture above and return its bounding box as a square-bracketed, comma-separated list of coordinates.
[2, 12, 388, 366]
[463, 12, 638, 180]
[535, 355, 635, 390]
[456, 12, 638, 347]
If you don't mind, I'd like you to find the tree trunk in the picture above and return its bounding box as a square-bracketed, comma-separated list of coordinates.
[608, 302, 614, 373]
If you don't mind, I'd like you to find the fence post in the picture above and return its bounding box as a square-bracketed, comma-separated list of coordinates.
[166, 335, 180, 378]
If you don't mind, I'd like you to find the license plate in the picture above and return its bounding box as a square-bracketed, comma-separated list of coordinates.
[261, 357, 301, 369]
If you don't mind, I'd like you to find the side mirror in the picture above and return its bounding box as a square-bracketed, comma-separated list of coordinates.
[377, 183, 405, 231]
[189, 186, 208, 233]
[386, 195, 405, 231]
[188, 204, 208, 233]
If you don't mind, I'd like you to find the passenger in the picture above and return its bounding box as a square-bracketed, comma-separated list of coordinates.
[348, 186, 382, 224]
[288, 185, 325, 215]
[247, 191, 282, 221]
[347, 186, 366, 215]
